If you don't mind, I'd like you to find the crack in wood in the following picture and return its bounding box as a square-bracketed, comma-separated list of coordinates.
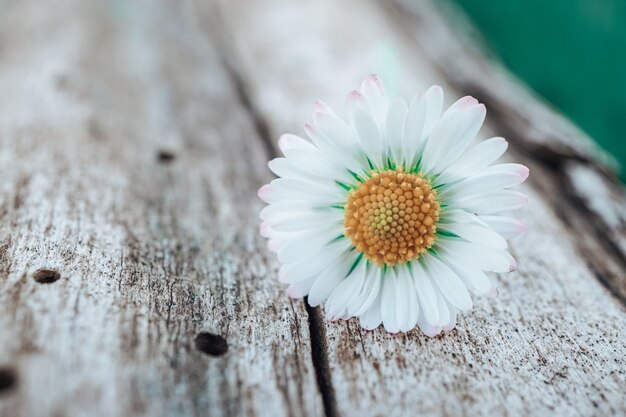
[211, 19, 339, 408]
[305, 301, 340, 417]
[220, 56, 340, 417]
[220, 56, 276, 164]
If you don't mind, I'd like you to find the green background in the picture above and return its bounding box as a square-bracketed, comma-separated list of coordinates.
[453, 0, 626, 180]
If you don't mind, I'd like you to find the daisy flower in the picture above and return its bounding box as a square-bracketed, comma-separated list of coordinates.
[258, 75, 528, 336]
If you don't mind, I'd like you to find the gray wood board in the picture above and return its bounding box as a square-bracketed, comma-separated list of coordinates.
[0, 0, 624, 416]
[0, 1, 322, 416]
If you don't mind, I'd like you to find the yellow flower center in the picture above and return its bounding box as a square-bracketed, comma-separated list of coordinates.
[343, 167, 440, 266]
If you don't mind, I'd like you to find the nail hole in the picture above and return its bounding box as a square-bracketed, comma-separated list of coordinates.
[33, 269, 61, 284]
[195, 332, 228, 357]
[157, 150, 176, 163]
[0, 368, 17, 394]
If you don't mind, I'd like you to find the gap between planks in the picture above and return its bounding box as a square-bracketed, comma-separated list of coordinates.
[218, 46, 340, 417]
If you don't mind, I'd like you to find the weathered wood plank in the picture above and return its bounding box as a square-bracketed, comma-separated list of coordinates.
[0, 1, 323, 416]
[211, 0, 626, 416]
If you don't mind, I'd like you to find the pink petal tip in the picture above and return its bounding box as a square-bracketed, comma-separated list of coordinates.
[519, 165, 530, 181]
[347, 89, 364, 103]
[487, 287, 500, 299]
[457, 96, 479, 109]
[277, 134, 293, 152]
[442, 323, 456, 332]
[259, 222, 271, 238]
[423, 326, 442, 338]
[267, 240, 280, 253]
[257, 184, 271, 202]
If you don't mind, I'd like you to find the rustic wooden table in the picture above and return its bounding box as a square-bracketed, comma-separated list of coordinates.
[0, 0, 624, 416]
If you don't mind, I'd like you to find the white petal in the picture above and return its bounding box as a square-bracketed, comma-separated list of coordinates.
[417, 308, 442, 337]
[325, 259, 367, 320]
[260, 201, 317, 222]
[271, 210, 343, 233]
[260, 223, 297, 247]
[312, 100, 359, 147]
[421, 101, 486, 175]
[438, 237, 516, 273]
[452, 190, 528, 214]
[333, 261, 368, 316]
[278, 133, 315, 154]
[287, 277, 317, 298]
[268, 158, 310, 181]
[258, 184, 274, 204]
[381, 269, 400, 333]
[422, 85, 444, 137]
[439, 222, 508, 250]
[386, 97, 408, 163]
[304, 122, 363, 175]
[267, 239, 282, 253]
[402, 93, 427, 166]
[433, 288, 450, 327]
[267, 238, 290, 254]
[439, 208, 487, 226]
[439, 137, 508, 183]
[308, 252, 356, 306]
[351, 265, 383, 316]
[479, 215, 528, 239]
[442, 255, 494, 296]
[282, 149, 353, 183]
[278, 239, 351, 283]
[423, 255, 473, 311]
[394, 268, 411, 332]
[410, 260, 439, 326]
[396, 266, 419, 332]
[268, 178, 345, 205]
[442, 303, 458, 332]
[441, 163, 529, 200]
[360, 74, 389, 130]
[259, 222, 273, 239]
[278, 227, 345, 264]
[353, 103, 384, 169]
[444, 95, 479, 114]
[359, 291, 383, 330]
[271, 177, 343, 198]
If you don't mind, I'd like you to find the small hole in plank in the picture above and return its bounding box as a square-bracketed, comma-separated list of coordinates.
[32, 269, 61, 284]
[195, 332, 228, 357]
[157, 150, 176, 163]
[0, 368, 17, 394]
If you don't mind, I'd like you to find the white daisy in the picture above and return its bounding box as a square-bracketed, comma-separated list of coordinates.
[259, 75, 528, 336]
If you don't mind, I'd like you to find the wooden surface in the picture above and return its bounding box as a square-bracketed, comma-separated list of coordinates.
[0, 1, 624, 416]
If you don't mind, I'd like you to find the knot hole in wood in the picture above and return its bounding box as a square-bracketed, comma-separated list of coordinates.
[0, 367, 17, 394]
[195, 332, 228, 357]
[157, 150, 176, 163]
[32, 269, 61, 284]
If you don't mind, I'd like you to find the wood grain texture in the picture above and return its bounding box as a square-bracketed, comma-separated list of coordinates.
[211, 0, 626, 416]
[1, 0, 625, 416]
[0, 1, 322, 416]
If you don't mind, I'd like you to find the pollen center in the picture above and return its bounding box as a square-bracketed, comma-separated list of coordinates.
[343, 167, 440, 266]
